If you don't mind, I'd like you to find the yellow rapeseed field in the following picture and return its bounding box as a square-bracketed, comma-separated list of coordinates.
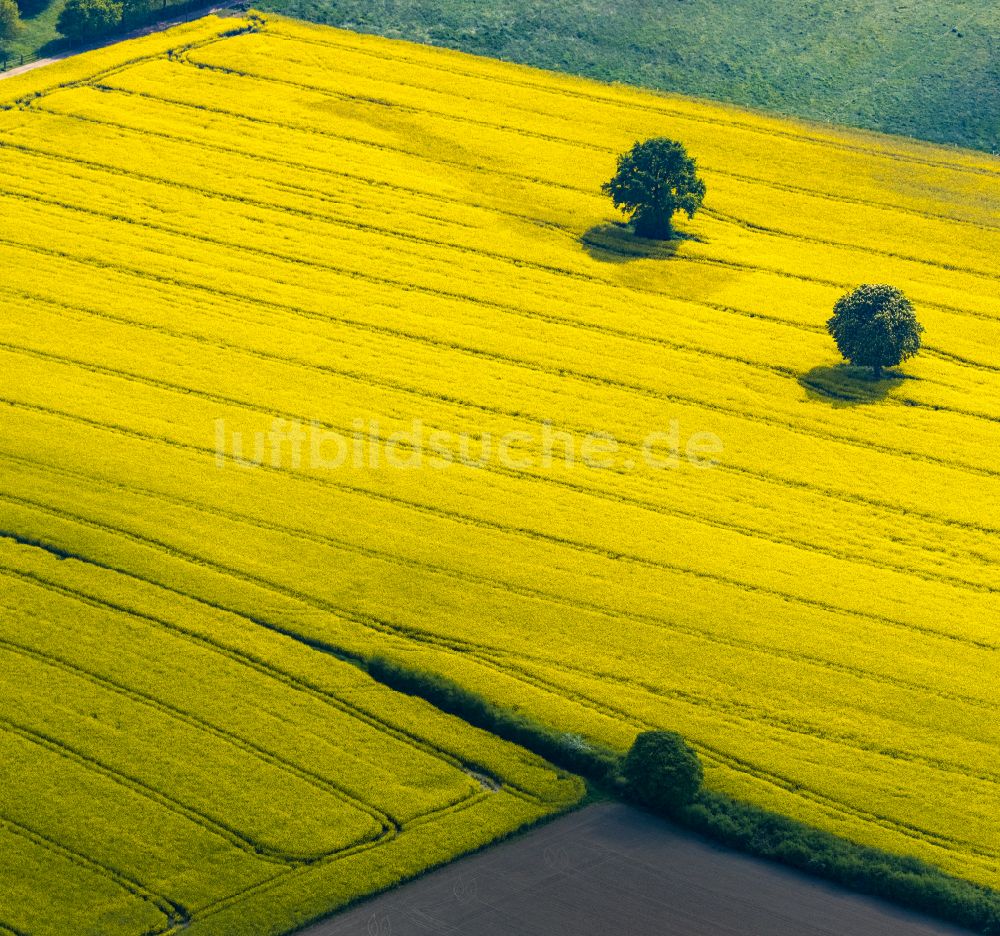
[1, 12, 998, 932]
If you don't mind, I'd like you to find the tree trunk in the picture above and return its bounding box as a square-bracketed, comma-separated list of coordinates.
[633, 210, 673, 241]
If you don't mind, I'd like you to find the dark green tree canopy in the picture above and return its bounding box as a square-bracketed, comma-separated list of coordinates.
[0, 0, 22, 41]
[827, 284, 923, 378]
[622, 730, 704, 814]
[57, 0, 122, 41]
[602, 138, 706, 240]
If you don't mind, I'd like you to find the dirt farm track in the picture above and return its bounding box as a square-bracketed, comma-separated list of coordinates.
[302, 803, 974, 936]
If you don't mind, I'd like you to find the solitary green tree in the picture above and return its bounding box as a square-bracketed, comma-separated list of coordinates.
[57, 0, 122, 42]
[622, 730, 703, 815]
[827, 284, 923, 379]
[603, 138, 706, 240]
[0, 0, 22, 41]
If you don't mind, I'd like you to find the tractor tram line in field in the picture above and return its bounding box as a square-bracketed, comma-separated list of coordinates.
[16, 60, 997, 245]
[1, 12, 998, 933]
[172, 31, 1000, 197]
[1, 476, 997, 808]
[0, 546, 564, 821]
[1, 482, 998, 875]
[4, 323, 1000, 604]
[5, 443, 999, 698]
[6, 266, 1000, 488]
[17, 77, 997, 312]
[255, 25, 1000, 182]
[9, 275, 1000, 458]
[5, 370, 992, 646]
[5, 484, 998, 788]
[3, 332, 990, 576]
[14, 129, 987, 330]
[3, 214, 1000, 491]
[25, 84, 1000, 293]
[170, 28, 1000, 233]
[5, 105, 998, 351]
[0, 814, 189, 932]
[0, 550, 573, 929]
[0, 635, 402, 839]
[3, 396, 998, 661]
[5, 229, 1000, 449]
[2, 536, 993, 904]
[0, 560, 527, 811]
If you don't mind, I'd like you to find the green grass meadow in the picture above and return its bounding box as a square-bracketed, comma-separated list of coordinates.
[1, 0, 65, 65]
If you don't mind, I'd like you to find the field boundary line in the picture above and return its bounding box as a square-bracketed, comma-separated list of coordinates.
[481, 647, 1000, 786]
[260, 23, 1000, 181]
[0, 3, 245, 84]
[457, 651, 999, 862]
[181, 783, 509, 927]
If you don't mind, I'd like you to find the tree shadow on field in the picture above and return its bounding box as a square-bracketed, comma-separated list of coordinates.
[798, 364, 914, 407]
[579, 221, 705, 264]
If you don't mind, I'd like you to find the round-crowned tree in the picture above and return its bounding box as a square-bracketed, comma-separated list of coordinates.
[57, 0, 122, 42]
[602, 138, 706, 240]
[827, 284, 923, 379]
[622, 730, 703, 815]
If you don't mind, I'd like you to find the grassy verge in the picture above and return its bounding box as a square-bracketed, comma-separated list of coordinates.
[367, 656, 1000, 935]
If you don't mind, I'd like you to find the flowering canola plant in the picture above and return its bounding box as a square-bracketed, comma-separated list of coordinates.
[0, 12, 998, 933]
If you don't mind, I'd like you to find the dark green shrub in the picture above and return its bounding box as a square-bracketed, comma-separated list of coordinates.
[57, 0, 123, 42]
[684, 790, 1000, 932]
[366, 657, 621, 785]
[622, 730, 703, 813]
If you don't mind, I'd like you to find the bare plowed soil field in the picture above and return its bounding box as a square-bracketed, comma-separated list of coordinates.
[305, 804, 975, 936]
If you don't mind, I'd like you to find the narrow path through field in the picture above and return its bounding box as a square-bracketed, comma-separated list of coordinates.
[300, 803, 974, 936]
